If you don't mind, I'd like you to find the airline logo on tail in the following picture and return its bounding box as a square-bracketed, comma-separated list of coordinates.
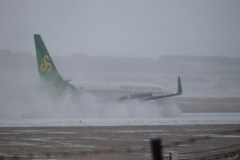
[34, 34, 77, 92]
[40, 55, 52, 72]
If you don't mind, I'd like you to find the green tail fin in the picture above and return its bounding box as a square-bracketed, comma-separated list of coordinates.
[34, 34, 64, 83]
[34, 34, 76, 91]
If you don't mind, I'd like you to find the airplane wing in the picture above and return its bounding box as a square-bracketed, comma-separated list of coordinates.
[122, 77, 182, 101]
[143, 77, 182, 101]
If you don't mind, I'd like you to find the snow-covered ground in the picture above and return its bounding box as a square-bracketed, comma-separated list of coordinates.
[0, 113, 239, 127]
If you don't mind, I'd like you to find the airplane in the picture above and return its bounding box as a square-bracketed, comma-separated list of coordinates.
[34, 34, 182, 101]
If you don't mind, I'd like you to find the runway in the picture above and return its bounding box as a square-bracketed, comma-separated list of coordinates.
[0, 112, 240, 127]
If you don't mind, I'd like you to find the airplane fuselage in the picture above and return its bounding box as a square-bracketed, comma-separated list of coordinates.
[34, 34, 182, 102]
[69, 81, 173, 101]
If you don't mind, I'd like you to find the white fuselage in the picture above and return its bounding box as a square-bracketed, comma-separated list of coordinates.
[69, 81, 173, 101]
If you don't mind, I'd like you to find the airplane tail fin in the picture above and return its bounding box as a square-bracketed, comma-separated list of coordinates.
[34, 34, 76, 91]
[34, 34, 64, 83]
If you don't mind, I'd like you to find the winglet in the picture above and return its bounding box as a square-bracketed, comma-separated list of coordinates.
[177, 76, 183, 95]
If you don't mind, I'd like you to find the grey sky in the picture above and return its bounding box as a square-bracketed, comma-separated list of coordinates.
[0, 0, 239, 58]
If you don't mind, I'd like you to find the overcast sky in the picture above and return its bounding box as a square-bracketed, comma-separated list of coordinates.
[0, 0, 239, 58]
